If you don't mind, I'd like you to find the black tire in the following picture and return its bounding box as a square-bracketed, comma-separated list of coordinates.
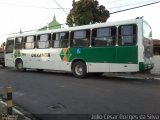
[16, 60, 26, 72]
[88, 72, 104, 77]
[72, 61, 87, 78]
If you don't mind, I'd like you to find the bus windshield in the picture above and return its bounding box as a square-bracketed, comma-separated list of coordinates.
[143, 21, 153, 58]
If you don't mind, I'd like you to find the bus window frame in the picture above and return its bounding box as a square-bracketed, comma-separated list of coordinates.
[70, 29, 90, 48]
[24, 35, 36, 49]
[92, 26, 117, 47]
[59, 32, 69, 48]
[15, 37, 23, 49]
[37, 33, 51, 49]
[118, 24, 137, 46]
[52, 32, 69, 48]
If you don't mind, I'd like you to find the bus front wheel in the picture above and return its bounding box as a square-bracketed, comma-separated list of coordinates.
[16, 60, 26, 72]
[72, 61, 87, 78]
[2, 63, 5, 67]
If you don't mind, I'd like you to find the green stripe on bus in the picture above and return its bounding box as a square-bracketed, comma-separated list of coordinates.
[66, 46, 138, 63]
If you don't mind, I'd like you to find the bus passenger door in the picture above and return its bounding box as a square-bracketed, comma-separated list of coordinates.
[5, 39, 15, 67]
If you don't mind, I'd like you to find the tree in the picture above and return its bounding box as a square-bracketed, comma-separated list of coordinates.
[67, 0, 110, 27]
[0, 42, 5, 49]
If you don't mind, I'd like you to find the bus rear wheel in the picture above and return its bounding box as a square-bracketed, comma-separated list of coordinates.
[72, 61, 87, 78]
[16, 60, 26, 72]
[88, 72, 104, 77]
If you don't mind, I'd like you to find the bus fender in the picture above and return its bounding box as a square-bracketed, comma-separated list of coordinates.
[15, 58, 23, 67]
[71, 59, 88, 73]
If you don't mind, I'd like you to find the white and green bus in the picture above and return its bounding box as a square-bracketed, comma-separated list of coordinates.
[5, 18, 153, 78]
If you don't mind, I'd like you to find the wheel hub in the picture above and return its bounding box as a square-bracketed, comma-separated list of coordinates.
[18, 63, 23, 69]
[75, 65, 83, 75]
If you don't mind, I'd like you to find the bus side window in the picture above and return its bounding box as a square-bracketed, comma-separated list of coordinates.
[52, 32, 69, 48]
[118, 24, 137, 46]
[24, 36, 36, 49]
[92, 27, 116, 47]
[71, 30, 90, 47]
[52, 33, 60, 48]
[15, 37, 23, 49]
[37, 34, 51, 49]
[59, 32, 69, 48]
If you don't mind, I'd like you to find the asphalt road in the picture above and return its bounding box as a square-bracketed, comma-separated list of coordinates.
[0, 67, 160, 120]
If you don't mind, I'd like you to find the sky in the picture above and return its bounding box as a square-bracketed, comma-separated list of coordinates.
[0, 0, 160, 45]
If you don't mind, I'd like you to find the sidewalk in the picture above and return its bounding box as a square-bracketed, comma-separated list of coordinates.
[103, 72, 160, 80]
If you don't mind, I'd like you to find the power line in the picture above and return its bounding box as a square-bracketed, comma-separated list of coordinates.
[52, 0, 68, 15]
[51, 0, 74, 26]
[108, 0, 159, 10]
[0, 0, 160, 37]
[110, 0, 160, 14]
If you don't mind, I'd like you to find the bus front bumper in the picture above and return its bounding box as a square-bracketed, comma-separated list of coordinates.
[139, 62, 154, 72]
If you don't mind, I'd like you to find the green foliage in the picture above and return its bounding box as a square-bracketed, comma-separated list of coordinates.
[67, 0, 110, 27]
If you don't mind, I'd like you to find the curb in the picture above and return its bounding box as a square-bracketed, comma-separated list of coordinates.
[105, 76, 154, 80]
[103, 73, 160, 81]
[0, 100, 31, 120]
